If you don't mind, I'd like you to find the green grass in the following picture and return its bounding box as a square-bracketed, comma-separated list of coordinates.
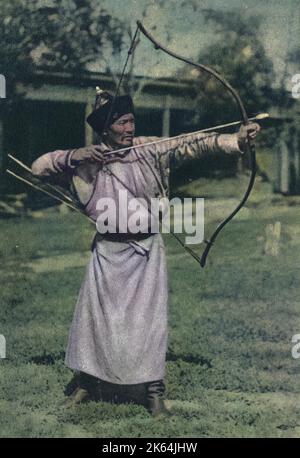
[0, 177, 300, 437]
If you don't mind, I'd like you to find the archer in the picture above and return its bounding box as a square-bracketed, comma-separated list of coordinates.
[30, 86, 260, 416]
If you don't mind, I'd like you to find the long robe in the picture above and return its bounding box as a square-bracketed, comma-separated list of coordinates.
[31, 131, 241, 384]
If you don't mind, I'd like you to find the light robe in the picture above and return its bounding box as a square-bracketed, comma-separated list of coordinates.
[31, 131, 241, 384]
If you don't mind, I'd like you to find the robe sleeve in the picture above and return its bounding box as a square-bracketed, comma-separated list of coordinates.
[31, 148, 77, 177]
[156, 131, 242, 171]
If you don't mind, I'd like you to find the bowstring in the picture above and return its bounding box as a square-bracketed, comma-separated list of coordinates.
[101, 25, 140, 136]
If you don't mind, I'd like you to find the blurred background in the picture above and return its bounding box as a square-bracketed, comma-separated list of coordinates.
[0, 0, 300, 204]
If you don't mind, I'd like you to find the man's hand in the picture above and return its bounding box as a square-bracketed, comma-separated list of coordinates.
[237, 122, 261, 152]
[70, 145, 105, 165]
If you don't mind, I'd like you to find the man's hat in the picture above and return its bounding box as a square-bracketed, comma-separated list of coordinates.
[86, 88, 135, 135]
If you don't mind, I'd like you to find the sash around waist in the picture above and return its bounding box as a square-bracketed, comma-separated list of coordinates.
[91, 231, 155, 250]
[99, 232, 154, 242]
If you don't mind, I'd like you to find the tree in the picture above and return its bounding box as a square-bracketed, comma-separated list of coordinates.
[0, 0, 125, 103]
[176, 9, 275, 130]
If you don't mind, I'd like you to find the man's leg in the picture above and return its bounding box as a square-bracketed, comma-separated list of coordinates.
[98, 379, 148, 406]
[146, 380, 171, 416]
[64, 371, 99, 405]
[65, 374, 171, 415]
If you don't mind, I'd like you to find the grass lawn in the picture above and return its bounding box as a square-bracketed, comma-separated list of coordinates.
[0, 176, 300, 437]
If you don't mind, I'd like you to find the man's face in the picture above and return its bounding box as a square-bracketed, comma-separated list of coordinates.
[106, 113, 135, 148]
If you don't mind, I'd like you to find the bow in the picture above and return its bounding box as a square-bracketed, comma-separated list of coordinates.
[7, 21, 258, 269]
[133, 21, 257, 267]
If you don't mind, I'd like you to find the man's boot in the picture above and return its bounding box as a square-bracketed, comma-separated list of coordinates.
[63, 372, 97, 406]
[146, 380, 171, 417]
[63, 386, 90, 407]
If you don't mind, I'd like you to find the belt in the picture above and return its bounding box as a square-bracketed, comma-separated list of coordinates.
[98, 232, 154, 242]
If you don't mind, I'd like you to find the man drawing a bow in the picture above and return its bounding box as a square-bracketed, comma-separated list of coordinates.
[31, 89, 260, 416]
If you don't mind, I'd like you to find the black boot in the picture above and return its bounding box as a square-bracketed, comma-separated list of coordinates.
[63, 371, 98, 406]
[97, 379, 149, 406]
[146, 380, 171, 417]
